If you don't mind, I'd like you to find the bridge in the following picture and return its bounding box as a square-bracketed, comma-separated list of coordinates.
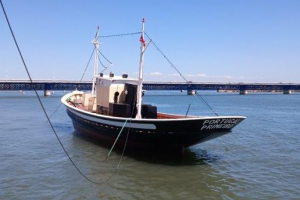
[0, 80, 299, 96]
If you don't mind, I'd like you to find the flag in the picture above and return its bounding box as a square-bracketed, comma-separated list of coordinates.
[140, 34, 146, 47]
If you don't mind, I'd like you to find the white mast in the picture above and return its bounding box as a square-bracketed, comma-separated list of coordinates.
[91, 26, 100, 96]
[136, 19, 146, 119]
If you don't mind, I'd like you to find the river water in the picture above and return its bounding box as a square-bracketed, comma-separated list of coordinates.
[0, 91, 300, 200]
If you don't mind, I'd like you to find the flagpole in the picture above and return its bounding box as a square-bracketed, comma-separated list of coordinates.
[136, 18, 145, 119]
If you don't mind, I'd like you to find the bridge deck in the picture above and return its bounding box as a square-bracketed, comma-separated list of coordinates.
[0, 80, 299, 91]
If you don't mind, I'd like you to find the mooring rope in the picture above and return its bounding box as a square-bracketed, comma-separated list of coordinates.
[0, 0, 121, 185]
[106, 118, 129, 159]
[117, 122, 131, 168]
[48, 103, 62, 120]
[1, 0, 228, 184]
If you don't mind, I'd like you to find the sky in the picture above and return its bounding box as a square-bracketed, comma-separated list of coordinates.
[1, 0, 300, 83]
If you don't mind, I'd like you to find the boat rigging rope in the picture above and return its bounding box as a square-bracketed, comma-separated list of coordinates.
[0, 0, 115, 185]
[97, 49, 113, 73]
[49, 47, 96, 120]
[48, 103, 62, 120]
[100, 32, 142, 38]
[97, 49, 113, 65]
[80, 47, 95, 82]
[144, 32, 219, 116]
[50, 42, 113, 119]
[98, 56, 107, 70]
[49, 32, 113, 123]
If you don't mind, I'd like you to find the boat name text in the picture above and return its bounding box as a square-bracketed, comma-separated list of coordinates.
[201, 118, 241, 130]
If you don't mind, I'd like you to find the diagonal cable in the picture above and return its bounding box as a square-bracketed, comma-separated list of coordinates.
[97, 48, 112, 64]
[0, 0, 108, 185]
[80, 47, 95, 82]
[144, 32, 218, 116]
[100, 32, 141, 38]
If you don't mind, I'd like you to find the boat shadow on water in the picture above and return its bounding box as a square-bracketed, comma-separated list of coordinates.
[72, 130, 221, 166]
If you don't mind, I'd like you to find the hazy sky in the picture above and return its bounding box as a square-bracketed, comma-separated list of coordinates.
[1, 0, 300, 83]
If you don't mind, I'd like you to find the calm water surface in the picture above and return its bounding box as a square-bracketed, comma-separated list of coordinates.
[0, 91, 300, 200]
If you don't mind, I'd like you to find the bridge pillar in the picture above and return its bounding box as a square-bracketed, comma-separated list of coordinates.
[187, 90, 196, 95]
[283, 90, 292, 94]
[283, 86, 292, 94]
[239, 85, 248, 95]
[239, 90, 248, 95]
[44, 83, 51, 97]
[44, 90, 51, 97]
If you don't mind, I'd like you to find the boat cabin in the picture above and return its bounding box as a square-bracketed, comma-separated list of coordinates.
[67, 73, 193, 119]
[92, 73, 157, 118]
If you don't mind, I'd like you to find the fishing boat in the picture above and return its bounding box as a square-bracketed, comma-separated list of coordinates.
[61, 20, 246, 151]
